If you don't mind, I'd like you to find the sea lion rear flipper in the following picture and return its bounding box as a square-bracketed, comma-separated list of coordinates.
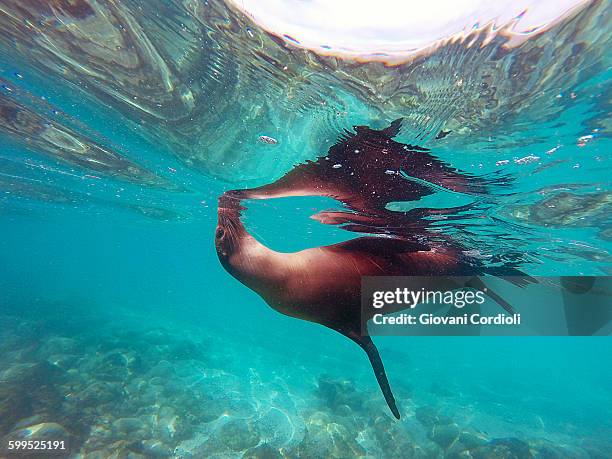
[346, 331, 400, 419]
[466, 276, 515, 314]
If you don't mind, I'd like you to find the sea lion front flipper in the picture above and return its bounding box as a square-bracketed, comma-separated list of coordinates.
[345, 330, 400, 419]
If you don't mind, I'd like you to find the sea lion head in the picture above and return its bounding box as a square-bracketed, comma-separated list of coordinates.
[215, 191, 285, 294]
[215, 193, 246, 264]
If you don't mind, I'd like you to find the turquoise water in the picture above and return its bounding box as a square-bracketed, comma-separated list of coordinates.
[1, 1, 611, 458]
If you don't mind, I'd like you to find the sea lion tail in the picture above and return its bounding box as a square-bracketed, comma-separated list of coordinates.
[348, 332, 400, 419]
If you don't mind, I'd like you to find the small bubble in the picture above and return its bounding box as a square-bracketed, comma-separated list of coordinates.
[514, 155, 540, 165]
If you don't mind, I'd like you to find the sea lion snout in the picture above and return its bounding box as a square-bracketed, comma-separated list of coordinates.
[214, 224, 229, 259]
[215, 226, 227, 254]
[215, 226, 226, 240]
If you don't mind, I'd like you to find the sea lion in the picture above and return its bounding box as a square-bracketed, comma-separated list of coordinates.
[214, 120, 526, 418]
[216, 193, 521, 419]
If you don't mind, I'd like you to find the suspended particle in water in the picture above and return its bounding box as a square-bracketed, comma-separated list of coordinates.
[258, 135, 278, 145]
[385, 170, 397, 175]
[577, 134, 594, 147]
[514, 155, 540, 165]
[332, 164, 342, 169]
[496, 160, 510, 166]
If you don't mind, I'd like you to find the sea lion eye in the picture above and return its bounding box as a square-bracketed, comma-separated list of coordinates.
[216, 228, 225, 240]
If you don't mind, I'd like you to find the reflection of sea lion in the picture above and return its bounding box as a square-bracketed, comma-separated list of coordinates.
[215, 121, 525, 418]
[232, 119, 510, 224]
[228, 118, 512, 245]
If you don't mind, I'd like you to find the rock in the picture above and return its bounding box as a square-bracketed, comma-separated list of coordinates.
[415, 406, 454, 429]
[147, 361, 175, 378]
[370, 413, 420, 458]
[154, 414, 189, 443]
[83, 440, 145, 459]
[11, 415, 46, 431]
[459, 428, 489, 449]
[315, 376, 364, 411]
[168, 340, 207, 362]
[136, 439, 173, 457]
[6, 422, 70, 441]
[76, 381, 123, 405]
[296, 412, 366, 458]
[198, 397, 226, 423]
[1, 362, 62, 387]
[90, 351, 132, 382]
[217, 419, 260, 451]
[46, 353, 78, 369]
[471, 437, 533, 459]
[112, 418, 146, 434]
[43, 337, 77, 355]
[430, 422, 460, 449]
[529, 439, 590, 459]
[242, 443, 283, 458]
[110, 417, 151, 442]
[142, 329, 175, 345]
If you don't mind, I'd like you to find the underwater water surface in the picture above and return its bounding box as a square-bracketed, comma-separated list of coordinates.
[0, 0, 611, 458]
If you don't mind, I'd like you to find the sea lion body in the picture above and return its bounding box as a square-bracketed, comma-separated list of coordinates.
[218, 200, 485, 326]
[216, 196, 503, 420]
